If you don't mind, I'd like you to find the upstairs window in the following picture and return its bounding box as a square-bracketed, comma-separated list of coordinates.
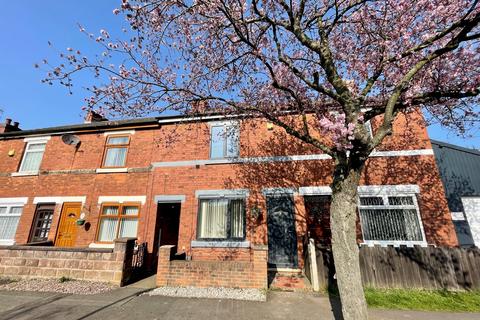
[102, 135, 130, 168]
[19, 142, 46, 173]
[210, 122, 239, 159]
[197, 198, 245, 240]
[97, 203, 140, 242]
[359, 194, 425, 244]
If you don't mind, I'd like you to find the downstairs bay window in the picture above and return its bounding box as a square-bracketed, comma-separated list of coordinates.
[359, 194, 426, 246]
[196, 198, 245, 241]
[97, 203, 139, 242]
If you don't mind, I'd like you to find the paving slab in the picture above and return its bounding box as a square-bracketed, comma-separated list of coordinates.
[0, 289, 478, 320]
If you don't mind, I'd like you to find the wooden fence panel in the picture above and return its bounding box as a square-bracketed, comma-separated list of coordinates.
[310, 244, 480, 290]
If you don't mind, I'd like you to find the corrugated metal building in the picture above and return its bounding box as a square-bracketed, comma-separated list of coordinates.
[431, 140, 480, 247]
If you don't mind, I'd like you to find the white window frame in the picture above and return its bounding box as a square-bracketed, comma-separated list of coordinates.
[0, 199, 26, 245]
[358, 192, 427, 247]
[209, 121, 240, 159]
[17, 137, 50, 175]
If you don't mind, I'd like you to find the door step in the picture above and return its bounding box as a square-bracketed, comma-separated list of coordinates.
[268, 271, 312, 291]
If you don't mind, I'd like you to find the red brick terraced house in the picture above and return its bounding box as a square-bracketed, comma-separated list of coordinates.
[0, 111, 458, 288]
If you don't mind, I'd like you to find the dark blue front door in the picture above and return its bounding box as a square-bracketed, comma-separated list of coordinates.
[267, 195, 298, 268]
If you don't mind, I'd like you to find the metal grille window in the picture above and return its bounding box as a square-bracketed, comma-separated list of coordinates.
[197, 198, 245, 240]
[359, 194, 425, 244]
[19, 142, 46, 173]
[30, 204, 55, 243]
[0, 205, 23, 242]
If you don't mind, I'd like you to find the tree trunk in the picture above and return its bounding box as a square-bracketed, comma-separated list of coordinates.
[330, 166, 368, 320]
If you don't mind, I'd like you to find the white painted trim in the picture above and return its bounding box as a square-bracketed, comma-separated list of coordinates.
[370, 149, 434, 157]
[195, 189, 249, 198]
[88, 243, 115, 249]
[151, 150, 433, 168]
[208, 120, 239, 127]
[11, 172, 39, 177]
[98, 196, 146, 204]
[157, 114, 239, 124]
[155, 195, 186, 203]
[191, 240, 250, 248]
[267, 267, 302, 273]
[103, 130, 135, 136]
[299, 186, 332, 196]
[33, 196, 86, 204]
[0, 240, 15, 246]
[361, 241, 428, 247]
[24, 136, 51, 143]
[96, 168, 128, 174]
[451, 211, 466, 221]
[358, 185, 420, 195]
[0, 197, 28, 205]
[262, 188, 296, 196]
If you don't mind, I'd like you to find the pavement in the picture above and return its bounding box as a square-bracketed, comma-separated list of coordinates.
[0, 286, 478, 320]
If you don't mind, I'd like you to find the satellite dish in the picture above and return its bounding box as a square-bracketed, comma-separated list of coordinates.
[61, 134, 81, 147]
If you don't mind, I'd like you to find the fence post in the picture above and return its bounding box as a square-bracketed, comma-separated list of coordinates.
[308, 238, 320, 291]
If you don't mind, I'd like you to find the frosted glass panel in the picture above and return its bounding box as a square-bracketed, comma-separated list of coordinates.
[108, 136, 129, 145]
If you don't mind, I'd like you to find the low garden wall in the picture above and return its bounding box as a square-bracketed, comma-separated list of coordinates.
[306, 242, 480, 291]
[0, 237, 137, 286]
[157, 245, 268, 289]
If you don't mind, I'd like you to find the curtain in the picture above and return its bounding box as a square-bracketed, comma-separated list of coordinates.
[119, 219, 138, 237]
[123, 206, 139, 215]
[20, 151, 44, 172]
[104, 147, 127, 167]
[198, 199, 227, 238]
[230, 199, 244, 238]
[98, 218, 118, 242]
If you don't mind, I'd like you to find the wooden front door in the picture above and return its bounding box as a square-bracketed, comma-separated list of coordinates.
[55, 203, 81, 247]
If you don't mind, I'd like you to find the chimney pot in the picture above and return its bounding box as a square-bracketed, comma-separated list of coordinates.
[5, 118, 11, 126]
[13, 122, 19, 128]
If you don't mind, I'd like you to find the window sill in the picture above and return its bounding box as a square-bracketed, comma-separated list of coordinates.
[191, 240, 250, 248]
[96, 168, 128, 174]
[88, 242, 115, 249]
[361, 241, 428, 248]
[11, 171, 39, 177]
[0, 240, 15, 246]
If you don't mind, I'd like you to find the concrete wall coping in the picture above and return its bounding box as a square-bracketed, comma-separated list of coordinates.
[0, 245, 113, 253]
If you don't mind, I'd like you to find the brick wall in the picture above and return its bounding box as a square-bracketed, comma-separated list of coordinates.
[0, 111, 459, 273]
[0, 238, 136, 286]
[157, 245, 268, 289]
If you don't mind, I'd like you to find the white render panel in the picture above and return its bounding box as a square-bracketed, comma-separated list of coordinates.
[462, 197, 480, 247]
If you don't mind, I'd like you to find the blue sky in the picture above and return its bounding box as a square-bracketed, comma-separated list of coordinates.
[0, 1, 478, 149]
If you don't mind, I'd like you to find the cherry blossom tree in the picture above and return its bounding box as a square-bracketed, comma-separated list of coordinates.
[42, 1, 480, 319]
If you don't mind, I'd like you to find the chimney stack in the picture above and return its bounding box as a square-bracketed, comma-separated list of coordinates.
[0, 118, 21, 133]
[84, 110, 108, 123]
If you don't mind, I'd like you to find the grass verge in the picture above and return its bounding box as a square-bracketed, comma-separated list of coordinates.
[364, 287, 480, 312]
